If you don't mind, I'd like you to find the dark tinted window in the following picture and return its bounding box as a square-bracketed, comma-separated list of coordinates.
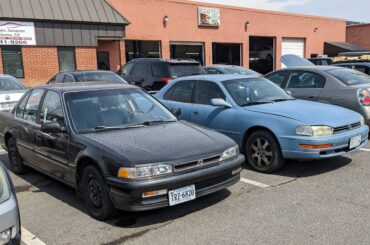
[169, 64, 206, 77]
[131, 63, 147, 76]
[152, 63, 170, 77]
[55, 73, 65, 83]
[266, 72, 287, 87]
[164, 80, 195, 103]
[354, 65, 370, 75]
[16, 92, 31, 119]
[74, 72, 127, 83]
[327, 68, 370, 85]
[0, 76, 26, 91]
[40, 91, 65, 126]
[120, 63, 133, 75]
[287, 71, 326, 88]
[58, 47, 76, 72]
[206, 68, 222, 75]
[23, 89, 44, 123]
[195, 81, 225, 105]
[2, 46, 23, 78]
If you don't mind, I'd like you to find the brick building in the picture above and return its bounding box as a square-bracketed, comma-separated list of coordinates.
[347, 24, 370, 50]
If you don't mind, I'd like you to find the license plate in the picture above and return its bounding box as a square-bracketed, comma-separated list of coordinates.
[0, 102, 16, 111]
[349, 135, 362, 149]
[168, 185, 196, 206]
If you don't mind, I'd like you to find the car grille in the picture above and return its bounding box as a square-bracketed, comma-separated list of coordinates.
[174, 155, 221, 172]
[333, 122, 361, 134]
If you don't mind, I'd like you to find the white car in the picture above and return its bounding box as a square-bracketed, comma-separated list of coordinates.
[0, 75, 27, 111]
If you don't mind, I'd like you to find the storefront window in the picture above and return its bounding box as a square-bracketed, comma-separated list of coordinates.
[125, 40, 161, 62]
[170, 43, 204, 65]
[2, 46, 24, 78]
[212, 43, 241, 65]
[58, 47, 76, 72]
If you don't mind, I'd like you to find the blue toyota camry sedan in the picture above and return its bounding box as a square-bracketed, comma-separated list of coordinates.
[155, 74, 369, 173]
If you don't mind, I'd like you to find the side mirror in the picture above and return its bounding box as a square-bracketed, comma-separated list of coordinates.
[41, 122, 65, 134]
[286, 90, 292, 96]
[210, 98, 232, 108]
[170, 108, 182, 117]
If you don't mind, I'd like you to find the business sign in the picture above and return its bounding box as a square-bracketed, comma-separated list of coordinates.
[198, 7, 220, 27]
[0, 21, 36, 45]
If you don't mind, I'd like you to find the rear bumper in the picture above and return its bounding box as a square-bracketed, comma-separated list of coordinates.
[280, 125, 369, 160]
[106, 155, 244, 211]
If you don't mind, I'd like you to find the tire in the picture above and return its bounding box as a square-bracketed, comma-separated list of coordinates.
[245, 130, 285, 173]
[81, 165, 116, 220]
[7, 137, 28, 175]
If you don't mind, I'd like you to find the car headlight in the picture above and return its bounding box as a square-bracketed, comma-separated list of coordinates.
[296, 126, 334, 136]
[220, 146, 239, 161]
[0, 167, 11, 205]
[0, 229, 11, 245]
[118, 164, 173, 179]
[360, 116, 365, 126]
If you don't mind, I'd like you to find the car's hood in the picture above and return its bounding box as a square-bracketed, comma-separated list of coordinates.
[0, 90, 26, 103]
[82, 121, 235, 165]
[244, 100, 361, 127]
[281, 54, 315, 68]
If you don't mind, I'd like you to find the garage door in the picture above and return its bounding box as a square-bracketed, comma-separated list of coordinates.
[282, 38, 305, 57]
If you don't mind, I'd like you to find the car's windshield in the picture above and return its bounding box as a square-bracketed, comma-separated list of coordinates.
[0, 77, 26, 91]
[327, 68, 370, 85]
[169, 64, 206, 77]
[0, 165, 11, 204]
[74, 72, 128, 84]
[223, 78, 292, 106]
[65, 88, 176, 133]
[223, 66, 260, 76]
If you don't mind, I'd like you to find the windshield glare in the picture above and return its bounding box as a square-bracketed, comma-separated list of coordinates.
[75, 72, 128, 83]
[65, 88, 176, 133]
[224, 66, 260, 76]
[223, 78, 292, 106]
[328, 68, 370, 85]
[0, 77, 26, 91]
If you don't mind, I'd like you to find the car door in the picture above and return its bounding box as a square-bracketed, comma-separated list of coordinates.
[33, 90, 73, 183]
[285, 70, 326, 101]
[13, 89, 45, 168]
[161, 80, 195, 121]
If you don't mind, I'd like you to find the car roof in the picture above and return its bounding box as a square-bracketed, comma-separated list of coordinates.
[34, 82, 136, 93]
[279, 65, 344, 72]
[175, 74, 260, 82]
[335, 62, 370, 66]
[130, 58, 200, 64]
[205, 65, 241, 68]
[61, 70, 117, 75]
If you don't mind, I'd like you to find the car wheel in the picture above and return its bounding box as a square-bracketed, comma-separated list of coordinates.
[7, 137, 28, 175]
[81, 165, 116, 220]
[245, 130, 285, 173]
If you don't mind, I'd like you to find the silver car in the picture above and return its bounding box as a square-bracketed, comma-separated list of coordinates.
[0, 75, 27, 112]
[266, 55, 370, 126]
[0, 161, 20, 245]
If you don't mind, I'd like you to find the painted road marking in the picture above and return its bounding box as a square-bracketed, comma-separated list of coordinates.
[240, 177, 270, 188]
[21, 227, 46, 245]
[360, 148, 370, 152]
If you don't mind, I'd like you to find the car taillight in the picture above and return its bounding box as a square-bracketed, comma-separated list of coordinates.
[160, 78, 173, 84]
[358, 88, 370, 106]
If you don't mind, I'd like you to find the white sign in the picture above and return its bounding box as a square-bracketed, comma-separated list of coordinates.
[0, 21, 36, 45]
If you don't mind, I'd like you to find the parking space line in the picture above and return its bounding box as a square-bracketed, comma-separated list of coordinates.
[240, 177, 270, 188]
[0, 150, 6, 154]
[21, 227, 46, 245]
[360, 148, 370, 152]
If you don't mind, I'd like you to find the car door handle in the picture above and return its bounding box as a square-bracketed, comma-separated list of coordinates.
[35, 133, 42, 141]
[192, 111, 199, 116]
[308, 96, 316, 99]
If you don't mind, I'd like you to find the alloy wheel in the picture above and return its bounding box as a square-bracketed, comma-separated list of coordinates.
[250, 137, 274, 168]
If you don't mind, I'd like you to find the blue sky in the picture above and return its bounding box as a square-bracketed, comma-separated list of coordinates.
[193, 0, 370, 22]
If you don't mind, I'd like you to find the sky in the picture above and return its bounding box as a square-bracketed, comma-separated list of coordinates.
[192, 0, 370, 22]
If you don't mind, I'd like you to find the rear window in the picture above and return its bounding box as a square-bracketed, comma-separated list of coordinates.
[0, 77, 26, 91]
[169, 64, 206, 77]
[74, 72, 127, 83]
[152, 63, 170, 77]
[327, 68, 370, 85]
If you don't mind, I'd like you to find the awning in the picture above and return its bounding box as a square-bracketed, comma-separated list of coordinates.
[324, 42, 368, 57]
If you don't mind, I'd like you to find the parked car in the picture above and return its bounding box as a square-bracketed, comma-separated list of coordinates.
[0, 75, 27, 112]
[266, 55, 370, 126]
[308, 57, 332, 66]
[117, 58, 206, 90]
[0, 161, 21, 245]
[334, 62, 370, 75]
[47, 70, 128, 84]
[156, 75, 369, 173]
[205, 65, 261, 76]
[0, 83, 244, 220]
[250, 46, 273, 63]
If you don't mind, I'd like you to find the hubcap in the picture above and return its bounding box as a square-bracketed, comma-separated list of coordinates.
[87, 176, 103, 208]
[250, 137, 273, 168]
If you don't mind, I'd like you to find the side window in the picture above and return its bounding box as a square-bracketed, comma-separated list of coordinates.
[287, 71, 326, 89]
[23, 89, 44, 123]
[55, 73, 65, 83]
[120, 63, 133, 75]
[15, 92, 31, 119]
[152, 63, 168, 77]
[354, 65, 370, 75]
[40, 91, 65, 127]
[206, 69, 221, 75]
[195, 81, 226, 105]
[164, 80, 195, 103]
[131, 63, 146, 76]
[266, 72, 287, 87]
[64, 74, 75, 83]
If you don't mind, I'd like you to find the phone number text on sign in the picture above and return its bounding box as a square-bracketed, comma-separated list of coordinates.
[0, 21, 36, 45]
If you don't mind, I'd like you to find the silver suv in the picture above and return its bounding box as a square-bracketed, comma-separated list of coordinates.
[0, 161, 20, 245]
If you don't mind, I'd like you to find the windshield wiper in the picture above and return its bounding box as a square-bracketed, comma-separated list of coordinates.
[271, 98, 295, 102]
[240, 101, 273, 107]
[93, 125, 145, 131]
[142, 120, 176, 126]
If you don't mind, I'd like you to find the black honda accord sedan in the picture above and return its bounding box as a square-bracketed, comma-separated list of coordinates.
[0, 83, 244, 220]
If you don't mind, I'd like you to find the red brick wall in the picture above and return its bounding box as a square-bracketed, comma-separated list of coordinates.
[97, 40, 121, 71]
[22, 46, 59, 87]
[75, 47, 97, 70]
[347, 24, 370, 50]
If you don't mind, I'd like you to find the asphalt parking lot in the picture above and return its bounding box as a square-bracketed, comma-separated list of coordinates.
[2, 145, 370, 245]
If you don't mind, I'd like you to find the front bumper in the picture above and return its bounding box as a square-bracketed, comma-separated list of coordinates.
[280, 125, 369, 160]
[105, 154, 245, 211]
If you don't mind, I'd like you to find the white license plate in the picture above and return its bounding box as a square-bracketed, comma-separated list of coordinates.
[0, 102, 16, 111]
[168, 185, 196, 206]
[349, 135, 362, 149]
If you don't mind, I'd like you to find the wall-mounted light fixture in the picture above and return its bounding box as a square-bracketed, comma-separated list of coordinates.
[163, 15, 169, 23]
[314, 27, 319, 32]
[245, 21, 250, 31]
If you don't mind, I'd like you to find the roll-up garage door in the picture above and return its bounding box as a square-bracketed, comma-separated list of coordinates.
[282, 38, 305, 57]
